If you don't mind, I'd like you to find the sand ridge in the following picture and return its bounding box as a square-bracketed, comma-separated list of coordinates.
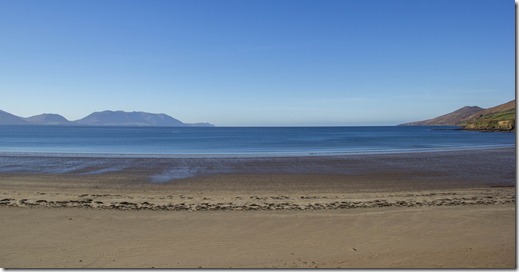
[0, 187, 515, 211]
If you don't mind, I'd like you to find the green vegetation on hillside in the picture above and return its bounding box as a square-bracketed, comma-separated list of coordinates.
[462, 109, 515, 131]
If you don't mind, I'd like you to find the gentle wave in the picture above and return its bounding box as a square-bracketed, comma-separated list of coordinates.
[0, 144, 514, 159]
[0, 126, 515, 159]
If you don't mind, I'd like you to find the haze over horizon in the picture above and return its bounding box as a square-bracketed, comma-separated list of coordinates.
[0, 0, 514, 126]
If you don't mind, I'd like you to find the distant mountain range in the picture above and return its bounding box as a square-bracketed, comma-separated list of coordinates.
[400, 100, 515, 131]
[0, 110, 214, 127]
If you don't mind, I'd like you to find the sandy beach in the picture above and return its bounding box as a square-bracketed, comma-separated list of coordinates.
[1, 0, 515, 268]
[0, 148, 516, 268]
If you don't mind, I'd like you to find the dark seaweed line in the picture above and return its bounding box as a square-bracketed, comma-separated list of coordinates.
[0, 196, 515, 211]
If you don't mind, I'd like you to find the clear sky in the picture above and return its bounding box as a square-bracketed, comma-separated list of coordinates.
[0, 0, 514, 126]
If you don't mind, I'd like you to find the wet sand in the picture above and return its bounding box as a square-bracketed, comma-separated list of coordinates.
[0, 148, 516, 268]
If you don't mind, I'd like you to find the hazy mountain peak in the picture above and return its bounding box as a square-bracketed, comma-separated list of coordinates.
[26, 113, 70, 125]
[75, 110, 192, 127]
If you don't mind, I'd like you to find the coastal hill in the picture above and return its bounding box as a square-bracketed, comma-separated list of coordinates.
[26, 114, 71, 125]
[0, 109, 214, 127]
[400, 106, 483, 126]
[462, 100, 515, 131]
[400, 100, 515, 131]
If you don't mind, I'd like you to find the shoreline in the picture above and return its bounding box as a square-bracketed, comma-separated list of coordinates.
[0, 145, 514, 159]
[0, 147, 515, 185]
[0, 147, 515, 211]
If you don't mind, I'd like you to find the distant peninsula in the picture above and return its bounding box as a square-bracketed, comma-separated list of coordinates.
[0, 110, 214, 127]
[399, 100, 515, 131]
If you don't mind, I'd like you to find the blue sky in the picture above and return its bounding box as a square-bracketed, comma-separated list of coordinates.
[0, 0, 514, 126]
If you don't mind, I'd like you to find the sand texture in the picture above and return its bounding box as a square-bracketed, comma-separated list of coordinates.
[0, 206, 514, 268]
[0, 148, 516, 268]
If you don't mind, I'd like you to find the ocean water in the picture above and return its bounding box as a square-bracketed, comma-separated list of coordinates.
[0, 125, 514, 157]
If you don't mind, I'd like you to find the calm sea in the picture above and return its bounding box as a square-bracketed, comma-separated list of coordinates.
[0, 126, 514, 157]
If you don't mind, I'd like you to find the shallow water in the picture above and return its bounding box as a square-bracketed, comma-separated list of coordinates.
[0, 125, 514, 157]
[0, 148, 515, 185]
[0, 126, 514, 183]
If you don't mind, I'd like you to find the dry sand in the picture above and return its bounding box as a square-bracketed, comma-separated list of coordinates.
[0, 148, 516, 268]
[0, 205, 515, 268]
